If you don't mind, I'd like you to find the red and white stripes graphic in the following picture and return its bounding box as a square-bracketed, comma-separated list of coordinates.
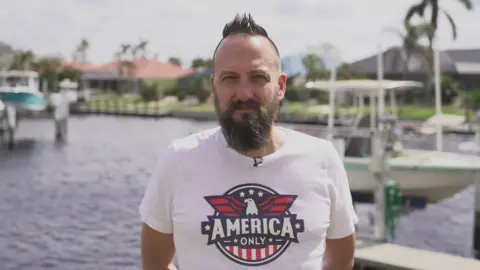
[225, 245, 282, 260]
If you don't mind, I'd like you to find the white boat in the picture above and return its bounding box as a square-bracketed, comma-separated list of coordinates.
[299, 79, 480, 203]
[0, 70, 46, 112]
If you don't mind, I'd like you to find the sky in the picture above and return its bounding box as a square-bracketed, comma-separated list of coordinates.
[1, 0, 479, 68]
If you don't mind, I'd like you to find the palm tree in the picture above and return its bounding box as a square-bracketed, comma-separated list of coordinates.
[404, 0, 473, 50]
[114, 43, 138, 94]
[136, 39, 149, 59]
[386, 23, 433, 77]
[404, 1, 473, 101]
[33, 56, 62, 92]
[75, 38, 89, 64]
[9, 50, 35, 70]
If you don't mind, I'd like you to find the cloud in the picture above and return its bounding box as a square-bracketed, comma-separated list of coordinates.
[0, 0, 479, 67]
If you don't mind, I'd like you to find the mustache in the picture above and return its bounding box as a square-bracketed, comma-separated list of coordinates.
[228, 100, 260, 111]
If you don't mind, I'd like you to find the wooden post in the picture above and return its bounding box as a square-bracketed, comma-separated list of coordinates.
[5, 105, 16, 150]
[474, 177, 480, 259]
[52, 90, 69, 142]
[474, 110, 480, 259]
[369, 115, 399, 242]
[0, 101, 4, 144]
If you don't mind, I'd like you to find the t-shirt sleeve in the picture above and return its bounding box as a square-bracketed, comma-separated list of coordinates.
[139, 143, 178, 234]
[325, 141, 359, 239]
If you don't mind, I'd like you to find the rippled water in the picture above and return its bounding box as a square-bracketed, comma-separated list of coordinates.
[0, 115, 477, 269]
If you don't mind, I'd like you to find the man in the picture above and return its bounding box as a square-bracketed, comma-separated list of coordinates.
[139, 13, 358, 270]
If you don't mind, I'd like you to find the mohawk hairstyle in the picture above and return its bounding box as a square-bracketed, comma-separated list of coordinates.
[213, 13, 280, 59]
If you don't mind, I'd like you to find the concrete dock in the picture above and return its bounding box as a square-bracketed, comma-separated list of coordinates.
[354, 241, 480, 270]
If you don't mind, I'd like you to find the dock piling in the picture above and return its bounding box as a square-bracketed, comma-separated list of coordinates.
[5, 105, 16, 150]
[474, 110, 480, 259]
[369, 115, 403, 243]
[52, 79, 74, 142]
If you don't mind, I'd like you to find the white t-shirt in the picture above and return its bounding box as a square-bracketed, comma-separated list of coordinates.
[139, 126, 359, 269]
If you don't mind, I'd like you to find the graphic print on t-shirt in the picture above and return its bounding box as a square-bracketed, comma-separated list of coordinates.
[201, 183, 305, 266]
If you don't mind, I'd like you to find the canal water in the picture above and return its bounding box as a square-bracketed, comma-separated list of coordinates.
[0, 115, 477, 270]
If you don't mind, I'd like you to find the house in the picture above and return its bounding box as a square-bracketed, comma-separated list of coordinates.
[351, 47, 480, 90]
[177, 67, 212, 88]
[67, 58, 195, 93]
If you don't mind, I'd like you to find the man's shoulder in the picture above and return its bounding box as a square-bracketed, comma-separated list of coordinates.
[283, 127, 340, 165]
[284, 127, 333, 151]
[169, 126, 222, 154]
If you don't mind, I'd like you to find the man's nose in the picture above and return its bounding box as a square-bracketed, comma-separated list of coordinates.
[235, 82, 254, 101]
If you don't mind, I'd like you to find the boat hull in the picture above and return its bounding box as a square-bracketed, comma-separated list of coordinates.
[344, 157, 477, 203]
[0, 91, 46, 111]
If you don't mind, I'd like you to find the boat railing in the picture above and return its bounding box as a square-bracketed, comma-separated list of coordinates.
[294, 125, 372, 139]
[343, 111, 366, 152]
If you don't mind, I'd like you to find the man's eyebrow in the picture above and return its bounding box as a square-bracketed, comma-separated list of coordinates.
[217, 69, 270, 78]
[247, 69, 268, 74]
[248, 69, 271, 79]
[218, 71, 238, 77]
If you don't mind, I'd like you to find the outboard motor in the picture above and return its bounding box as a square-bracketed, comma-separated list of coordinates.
[378, 115, 403, 158]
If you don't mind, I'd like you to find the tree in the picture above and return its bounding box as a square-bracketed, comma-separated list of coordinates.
[190, 58, 213, 69]
[192, 74, 210, 103]
[33, 56, 62, 92]
[386, 23, 433, 78]
[403, 1, 473, 100]
[404, 0, 473, 48]
[114, 43, 136, 94]
[135, 39, 149, 59]
[301, 53, 328, 81]
[75, 38, 89, 64]
[204, 59, 213, 68]
[168, 57, 182, 67]
[9, 50, 35, 70]
[191, 58, 206, 68]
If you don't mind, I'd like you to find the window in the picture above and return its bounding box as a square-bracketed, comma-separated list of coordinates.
[2, 76, 30, 87]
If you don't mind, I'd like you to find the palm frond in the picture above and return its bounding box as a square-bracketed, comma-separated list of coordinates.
[441, 9, 457, 40]
[404, 0, 428, 26]
[456, 0, 473, 10]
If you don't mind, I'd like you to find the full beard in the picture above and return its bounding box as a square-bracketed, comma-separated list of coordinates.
[214, 94, 280, 153]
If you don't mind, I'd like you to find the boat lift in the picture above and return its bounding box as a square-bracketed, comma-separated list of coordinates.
[0, 77, 74, 149]
[304, 79, 480, 255]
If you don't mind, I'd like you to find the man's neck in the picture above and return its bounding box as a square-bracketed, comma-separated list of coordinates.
[243, 126, 285, 158]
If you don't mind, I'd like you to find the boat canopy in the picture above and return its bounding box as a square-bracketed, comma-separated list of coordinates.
[304, 79, 424, 95]
[0, 70, 39, 78]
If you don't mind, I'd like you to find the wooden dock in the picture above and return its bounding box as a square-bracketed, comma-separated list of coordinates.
[354, 241, 480, 270]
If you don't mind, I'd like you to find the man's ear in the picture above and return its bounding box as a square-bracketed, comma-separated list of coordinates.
[277, 73, 287, 100]
[210, 75, 215, 98]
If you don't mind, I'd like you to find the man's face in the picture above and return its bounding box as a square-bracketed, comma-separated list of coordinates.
[211, 34, 287, 153]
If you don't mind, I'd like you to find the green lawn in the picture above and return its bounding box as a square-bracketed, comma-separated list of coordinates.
[87, 97, 472, 121]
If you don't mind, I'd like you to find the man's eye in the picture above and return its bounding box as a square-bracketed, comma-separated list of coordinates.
[252, 75, 267, 81]
[223, 76, 236, 81]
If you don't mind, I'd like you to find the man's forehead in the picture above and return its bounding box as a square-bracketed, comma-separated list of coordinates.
[220, 58, 271, 69]
[214, 35, 279, 71]
[216, 34, 277, 56]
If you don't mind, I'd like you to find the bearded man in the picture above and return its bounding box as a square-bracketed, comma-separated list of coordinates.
[139, 13, 358, 270]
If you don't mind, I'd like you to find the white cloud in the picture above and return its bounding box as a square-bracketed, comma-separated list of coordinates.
[0, 0, 478, 67]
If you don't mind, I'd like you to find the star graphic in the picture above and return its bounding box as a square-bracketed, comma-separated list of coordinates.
[205, 225, 210, 231]
[258, 191, 263, 197]
[234, 238, 238, 243]
[249, 189, 254, 195]
[239, 192, 245, 197]
[269, 238, 273, 242]
[295, 223, 301, 229]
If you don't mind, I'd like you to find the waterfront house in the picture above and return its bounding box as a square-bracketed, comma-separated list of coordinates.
[351, 46, 480, 91]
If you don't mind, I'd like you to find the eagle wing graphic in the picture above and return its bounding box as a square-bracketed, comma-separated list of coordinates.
[258, 195, 297, 217]
[204, 195, 246, 217]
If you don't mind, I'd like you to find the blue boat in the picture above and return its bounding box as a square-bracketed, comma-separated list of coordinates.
[0, 70, 46, 112]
